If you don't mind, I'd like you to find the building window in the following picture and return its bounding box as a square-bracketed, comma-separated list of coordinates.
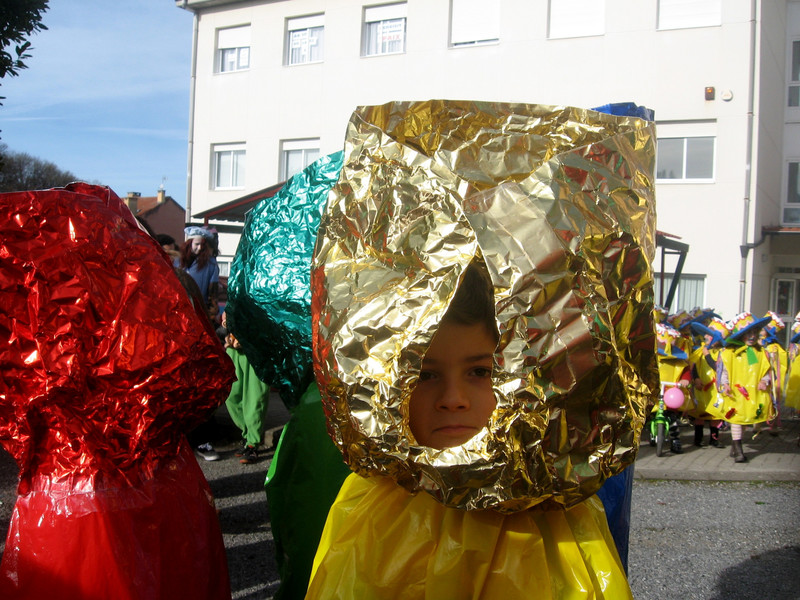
[216, 25, 251, 73]
[548, 0, 604, 39]
[654, 273, 706, 312]
[657, 0, 721, 31]
[789, 40, 800, 107]
[213, 143, 246, 190]
[450, 0, 499, 47]
[280, 139, 320, 181]
[656, 137, 715, 181]
[286, 14, 324, 65]
[785, 162, 800, 224]
[773, 278, 798, 318]
[362, 3, 407, 56]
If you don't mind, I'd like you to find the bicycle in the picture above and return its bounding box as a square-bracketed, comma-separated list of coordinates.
[648, 383, 685, 457]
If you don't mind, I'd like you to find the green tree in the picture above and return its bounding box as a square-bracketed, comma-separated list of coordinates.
[0, 0, 49, 81]
[0, 144, 78, 192]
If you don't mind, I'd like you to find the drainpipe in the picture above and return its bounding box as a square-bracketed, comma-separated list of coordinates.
[180, 0, 199, 226]
[738, 0, 759, 312]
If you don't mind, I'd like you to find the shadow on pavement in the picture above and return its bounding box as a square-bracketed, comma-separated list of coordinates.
[226, 539, 280, 600]
[710, 545, 800, 600]
[209, 469, 271, 501]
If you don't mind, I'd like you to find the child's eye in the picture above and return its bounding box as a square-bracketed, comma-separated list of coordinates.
[418, 370, 435, 382]
[471, 366, 493, 378]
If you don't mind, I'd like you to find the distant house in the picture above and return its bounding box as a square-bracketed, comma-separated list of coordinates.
[123, 189, 186, 245]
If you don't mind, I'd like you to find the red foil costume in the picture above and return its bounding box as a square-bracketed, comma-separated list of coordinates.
[0, 184, 234, 599]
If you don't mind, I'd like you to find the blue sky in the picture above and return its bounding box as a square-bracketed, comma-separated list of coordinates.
[1, 0, 193, 206]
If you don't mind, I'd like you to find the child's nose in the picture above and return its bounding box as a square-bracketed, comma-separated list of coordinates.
[437, 379, 469, 410]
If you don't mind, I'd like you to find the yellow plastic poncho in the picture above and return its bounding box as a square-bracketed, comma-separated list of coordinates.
[688, 346, 722, 419]
[657, 358, 693, 412]
[307, 474, 631, 600]
[715, 344, 775, 424]
[785, 343, 800, 410]
[763, 341, 788, 407]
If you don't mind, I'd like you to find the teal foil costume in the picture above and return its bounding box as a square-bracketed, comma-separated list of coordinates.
[225, 153, 351, 600]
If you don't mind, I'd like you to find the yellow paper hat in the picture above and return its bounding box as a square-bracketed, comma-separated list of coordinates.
[667, 310, 692, 331]
[763, 311, 785, 331]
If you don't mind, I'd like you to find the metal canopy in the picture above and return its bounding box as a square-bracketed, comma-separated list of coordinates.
[190, 181, 286, 234]
[655, 231, 689, 311]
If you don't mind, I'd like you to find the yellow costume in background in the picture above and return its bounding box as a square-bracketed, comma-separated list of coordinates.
[657, 358, 693, 411]
[655, 323, 693, 412]
[307, 474, 630, 600]
[716, 344, 775, 424]
[691, 346, 723, 419]
[786, 324, 800, 411]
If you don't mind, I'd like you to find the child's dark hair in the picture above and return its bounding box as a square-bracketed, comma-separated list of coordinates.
[442, 262, 498, 340]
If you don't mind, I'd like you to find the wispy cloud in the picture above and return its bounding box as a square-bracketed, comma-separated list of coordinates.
[0, 0, 194, 203]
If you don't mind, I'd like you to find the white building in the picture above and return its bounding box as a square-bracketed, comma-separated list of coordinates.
[176, 0, 800, 338]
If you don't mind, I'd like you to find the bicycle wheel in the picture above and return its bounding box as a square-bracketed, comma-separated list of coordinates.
[656, 422, 666, 457]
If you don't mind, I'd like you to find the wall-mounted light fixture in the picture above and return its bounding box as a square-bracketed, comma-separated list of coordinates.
[704, 86, 715, 101]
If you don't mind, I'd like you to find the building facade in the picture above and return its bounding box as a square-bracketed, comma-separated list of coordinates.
[176, 0, 800, 336]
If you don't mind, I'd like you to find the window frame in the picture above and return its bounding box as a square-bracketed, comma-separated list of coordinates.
[212, 143, 246, 191]
[657, 0, 721, 31]
[362, 2, 408, 57]
[279, 138, 321, 181]
[783, 160, 800, 225]
[656, 136, 716, 183]
[788, 38, 800, 114]
[547, 0, 605, 40]
[653, 273, 706, 312]
[285, 14, 325, 66]
[449, 0, 500, 48]
[216, 25, 251, 74]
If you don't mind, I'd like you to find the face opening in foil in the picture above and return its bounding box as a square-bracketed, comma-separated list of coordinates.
[408, 263, 500, 450]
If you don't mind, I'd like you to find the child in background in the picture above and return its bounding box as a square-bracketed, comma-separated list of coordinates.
[655, 322, 692, 454]
[758, 311, 787, 437]
[784, 317, 800, 428]
[717, 312, 774, 462]
[222, 311, 271, 464]
[689, 317, 731, 448]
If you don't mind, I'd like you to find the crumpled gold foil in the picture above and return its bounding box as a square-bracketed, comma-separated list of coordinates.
[311, 100, 659, 511]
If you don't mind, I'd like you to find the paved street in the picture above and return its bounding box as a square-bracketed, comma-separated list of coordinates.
[1, 400, 798, 599]
[635, 411, 800, 482]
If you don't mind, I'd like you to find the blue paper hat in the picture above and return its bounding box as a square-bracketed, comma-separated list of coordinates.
[690, 322, 723, 348]
[761, 326, 779, 346]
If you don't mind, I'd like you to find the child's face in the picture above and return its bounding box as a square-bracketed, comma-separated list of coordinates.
[409, 320, 497, 449]
[743, 329, 759, 346]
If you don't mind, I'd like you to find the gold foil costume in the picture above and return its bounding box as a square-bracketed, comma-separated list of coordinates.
[312, 100, 659, 513]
